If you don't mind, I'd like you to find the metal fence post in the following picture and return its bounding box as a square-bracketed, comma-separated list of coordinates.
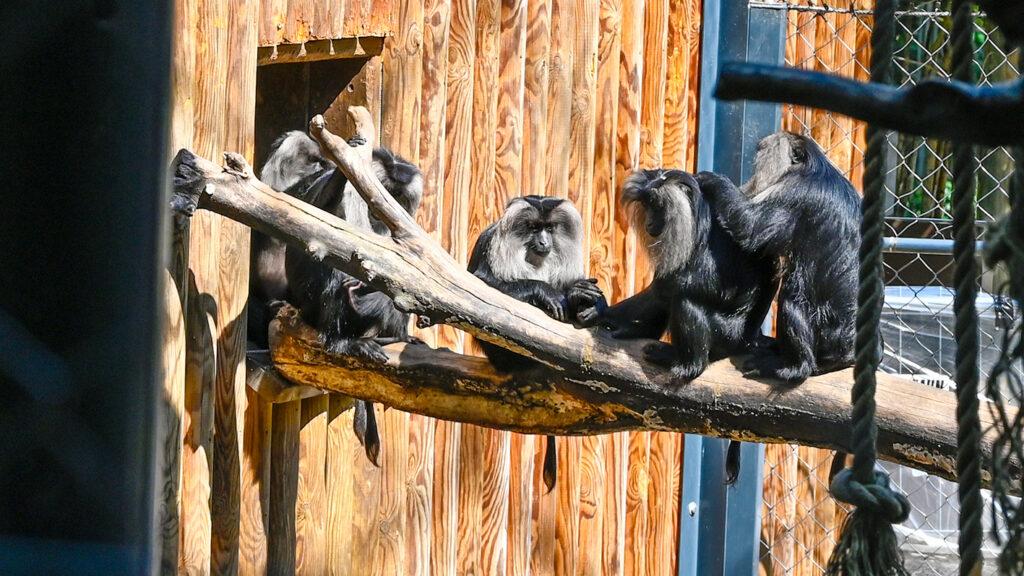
[679, 1, 785, 574]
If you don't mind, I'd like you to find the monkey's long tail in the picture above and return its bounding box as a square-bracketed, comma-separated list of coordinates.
[543, 435, 557, 493]
[724, 439, 742, 485]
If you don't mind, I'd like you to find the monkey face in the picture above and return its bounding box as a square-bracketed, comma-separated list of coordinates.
[622, 169, 700, 276]
[488, 196, 585, 288]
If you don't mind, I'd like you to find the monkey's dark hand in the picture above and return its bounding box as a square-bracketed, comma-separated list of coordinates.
[526, 284, 570, 322]
[325, 337, 390, 364]
[695, 171, 731, 195]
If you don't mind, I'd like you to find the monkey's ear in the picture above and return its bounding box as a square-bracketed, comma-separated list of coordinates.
[790, 140, 808, 164]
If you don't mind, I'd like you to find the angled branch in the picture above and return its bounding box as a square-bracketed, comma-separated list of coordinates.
[715, 62, 1024, 147]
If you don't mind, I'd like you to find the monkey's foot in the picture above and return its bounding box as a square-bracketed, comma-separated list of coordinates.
[742, 353, 812, 384]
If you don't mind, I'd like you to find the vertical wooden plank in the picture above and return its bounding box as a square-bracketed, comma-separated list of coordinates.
[372, 407, 410, 576]
[212, 0, 258, 570]
[284, 0, 314, 44]
[349, 405, 384, 575]
[296, 396, 328, 575]
[326, 396, 357, 575]
[269, 401, 301, 575]
[343, 0, 373, 37]
[158, 271, 185, 576]
[638, 0, 667, 170]
[613, 0, 645, 304]
[456, 425, 484, 575]
[406, 414, 436, 576]
[348, 61, 385, 576]
[481, 429, 511, 576]
[467, 0, 502, 243]
[494, 0, 527, 206]
[259, 0, 287, 46]
[602, 432, 628, 575]
[431, 420, 462, 576]
[624, 432, 650, 576]
[420, 0, 453, 350]
[181, 0, 228, 571]
[508, 434, 536, 576]
[645, 433, 679, 576]
[530, 436, 557, 576]
[371, 0, 397, 35]
[682, 0, 701, 172]
[239, 387, 272, 576]
[577, 435, 607, 576]
[661, 0, 688, 167]
[590, 0, 622, 293]
[380, 1, 425, 572]
[544, 0, 575, 199]
[554, 437, 581, 575]
[433, 1, 474, 571]
[521, 0, 550, 197]
[568, 0, 599, 246]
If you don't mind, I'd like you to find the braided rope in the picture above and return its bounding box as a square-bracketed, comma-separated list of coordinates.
[950, 2, 984, 575]
[849, 0, 894, 488]
[826, 1, 912, 573]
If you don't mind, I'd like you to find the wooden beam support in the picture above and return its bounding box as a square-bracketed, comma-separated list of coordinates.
[169, 110, 1019, 489]
[256, 37, 386, 67]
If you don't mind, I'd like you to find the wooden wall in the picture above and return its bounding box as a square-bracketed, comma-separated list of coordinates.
[167, 0, 703, 573]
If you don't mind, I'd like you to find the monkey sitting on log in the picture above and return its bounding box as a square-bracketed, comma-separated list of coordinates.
[254, 130, 423, 466]
[468, 195, 607, 492]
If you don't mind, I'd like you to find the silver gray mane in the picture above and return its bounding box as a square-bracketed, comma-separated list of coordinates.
[487, 197, 585, 290]
[623, 170, 696, 277]
[260, 131, 327, 193]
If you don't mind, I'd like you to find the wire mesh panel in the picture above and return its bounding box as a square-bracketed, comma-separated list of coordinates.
[749, 1, 1021, 575]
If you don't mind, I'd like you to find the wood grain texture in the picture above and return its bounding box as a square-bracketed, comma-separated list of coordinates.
[430, 420, 462, 576]
[661, 0, 688, 168]
[602, 432, 628, 575]
[456, 424, 484, 575]
[406, 414, 437, 576]
[638, 0, 667, 170]
[568, 0, 600, 255]
[645, 433, 679, 576]
[269, 400, 301, 575]
[284, 0, 314, 43]
[530, 436, 557, 575]
[349, 403, 383, 575]
[159, 272, 186, 576]
[577, 435, 607, 576]
[543, 0, 574, 199]
[507, 433, 536, 576]
[372, 407, 410, 576]
[239, 387, 272, 576]
[554, 436, 581, 575]
[480, 430, 511, 576]
[624, 432, 650, 576]
[521, 0, 550, 198]
[613, 0, 644, 304]
[296, 396, 328, 575]
[590, 0, 622, 293]
[212, 0, 258, 570]
[259, 0, 288, 47]
[326, 396, 357, 575]
[493, 0, 527, 206]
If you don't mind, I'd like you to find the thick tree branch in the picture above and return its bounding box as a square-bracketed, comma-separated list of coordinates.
[169, 112, 1019, 488]
[268, 305, 1014, 486]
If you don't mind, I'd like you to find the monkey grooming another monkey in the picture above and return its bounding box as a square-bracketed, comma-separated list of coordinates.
[697, 131, 862, 383]
[253, 130, 423, 466]
[469, 195, 606, 492]
[587, 169, 778, 383]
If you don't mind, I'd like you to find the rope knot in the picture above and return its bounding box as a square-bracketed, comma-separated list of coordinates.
[830, 469, 911, 524]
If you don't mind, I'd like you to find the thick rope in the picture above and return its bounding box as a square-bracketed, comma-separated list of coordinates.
[950, 2, 984, 575]
[826, 1, 911, 573]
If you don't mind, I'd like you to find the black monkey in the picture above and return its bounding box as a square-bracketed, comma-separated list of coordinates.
[588, 169, 778, 385]
[468, 195, 606, 491]
[254, 130, 423, 466]
[697, 131, 861, 383]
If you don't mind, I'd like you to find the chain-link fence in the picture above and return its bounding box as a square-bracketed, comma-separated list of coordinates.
[749, 2, 1021, 574]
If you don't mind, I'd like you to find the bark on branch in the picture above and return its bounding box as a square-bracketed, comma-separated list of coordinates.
[169, 110, 1019, 487]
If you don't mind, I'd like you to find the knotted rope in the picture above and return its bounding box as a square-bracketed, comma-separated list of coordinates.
[825, 1, 911, 573]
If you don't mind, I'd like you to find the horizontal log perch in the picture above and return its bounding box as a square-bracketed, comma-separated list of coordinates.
[715, 62, 1024, 147]
[267, 304, 1012, 486]
[170, 110, 1019, 488]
